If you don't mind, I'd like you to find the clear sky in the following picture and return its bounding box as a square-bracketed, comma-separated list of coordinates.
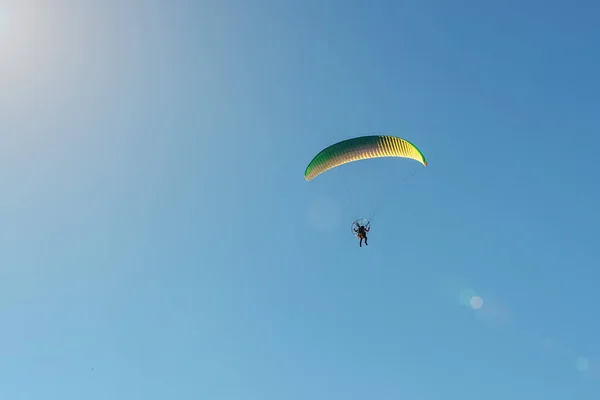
[1, 0, 599, 399]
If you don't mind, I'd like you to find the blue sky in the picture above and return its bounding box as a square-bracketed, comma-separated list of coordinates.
[1, 0, 599, 399]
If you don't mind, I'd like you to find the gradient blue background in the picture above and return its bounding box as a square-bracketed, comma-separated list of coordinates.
[1, 0, 599, 399]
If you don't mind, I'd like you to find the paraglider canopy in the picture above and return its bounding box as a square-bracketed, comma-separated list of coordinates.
[304, 135, 427, 181]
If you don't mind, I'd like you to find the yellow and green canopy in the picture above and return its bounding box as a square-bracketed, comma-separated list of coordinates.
[304, 135, 427, 181]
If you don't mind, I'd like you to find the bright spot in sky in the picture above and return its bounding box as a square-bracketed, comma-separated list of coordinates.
[470, 296, 483, 309]
[458, 288, 483, 310]
[576, 357, 589, 372]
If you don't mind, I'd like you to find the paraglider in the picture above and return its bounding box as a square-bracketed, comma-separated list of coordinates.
[305, 134, 427, 247]
[351, 219, 370, 247]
